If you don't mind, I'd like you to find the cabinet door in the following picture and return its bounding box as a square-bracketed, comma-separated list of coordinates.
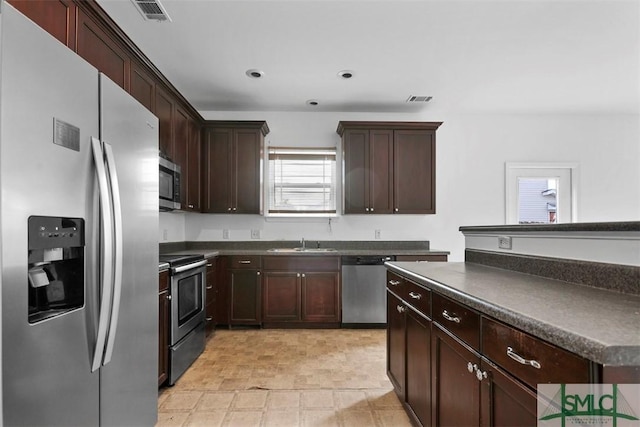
[406, 307, 431, 426]
[480, 359, 537, 427]
[233, 129, 262, 214]
[158, 290, 169, 386]
[394, 130, 435, 214]
[174, 107, 189, 208]
[214, 257, 229, 326]
[76, 9, 129, 90]
[230, 270, 261, 325]
[155, 86, 174, 159]
[387, 291, 406, 399]
[432, 325, 481, 427]
[263, 272, 301, 322]
[301, 272, 340, 322]
[343, 129, 369, 214]
[186, 120, 201, 212]
[202, 128, 232, 213]
[369, 129, 393, 214]
[130, 62, 155, 112]
[8, 0, 76, 49]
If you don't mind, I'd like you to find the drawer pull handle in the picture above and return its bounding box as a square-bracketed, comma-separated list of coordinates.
[206, 317, 213, 321]
[207, 263, 213, 267]
[506, 347, 541, 369]
[409, 291, 422, 300]
[442, 310, 461, 323]
[397, 305, 406, 314]
[388, 280, 400, 286]
[206, 286, 213, 290]
[238, 260, 252, 264]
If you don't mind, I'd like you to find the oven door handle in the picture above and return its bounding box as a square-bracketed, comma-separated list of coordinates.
[172, 259, 207, 274]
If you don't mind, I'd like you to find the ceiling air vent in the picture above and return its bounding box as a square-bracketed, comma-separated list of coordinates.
[131, 0, 172, 22]
[406, 95, 433, 103]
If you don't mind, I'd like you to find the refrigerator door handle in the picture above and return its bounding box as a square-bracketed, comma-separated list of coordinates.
[102, 142, 123, 366]
[90, 137, 114, 372]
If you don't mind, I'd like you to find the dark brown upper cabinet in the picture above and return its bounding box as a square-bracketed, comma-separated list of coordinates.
[338, 121, 442, 215]
[130, 61, 155, 112]
[154, 86, 174, 160]
[185, 119, 201, 212]
[202, 121, 269, 214]
[7, 0, 77, 49]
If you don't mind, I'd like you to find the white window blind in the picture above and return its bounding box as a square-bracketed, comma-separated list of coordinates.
[268, 147, 336, 214]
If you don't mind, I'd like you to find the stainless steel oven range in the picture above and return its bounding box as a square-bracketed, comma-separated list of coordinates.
[159, 254, 207, 385]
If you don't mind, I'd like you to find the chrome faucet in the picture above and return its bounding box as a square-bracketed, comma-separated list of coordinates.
[300, 237, 306, 250]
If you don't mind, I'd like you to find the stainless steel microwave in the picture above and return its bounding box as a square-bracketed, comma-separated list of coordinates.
[159, 156, 181, 211]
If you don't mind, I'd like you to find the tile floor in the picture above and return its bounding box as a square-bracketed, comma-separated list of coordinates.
[157, 329, 411, 427]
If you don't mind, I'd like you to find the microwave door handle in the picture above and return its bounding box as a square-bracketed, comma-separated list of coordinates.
[90, 137, 114, 372]
[102, 142, 123, 366]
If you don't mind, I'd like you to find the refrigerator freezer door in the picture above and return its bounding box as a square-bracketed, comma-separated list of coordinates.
[0, 5, 100, 426]
[98, 74, 159, 426]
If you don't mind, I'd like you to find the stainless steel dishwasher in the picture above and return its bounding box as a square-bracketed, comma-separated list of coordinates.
[341, 255, 395, 327]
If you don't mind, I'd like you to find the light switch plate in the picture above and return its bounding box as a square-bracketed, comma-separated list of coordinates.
[375, 229, 381, 239]
[223, 229, 229, 239]
[498, 236, 512, 249]
[251, 229, 260, 239]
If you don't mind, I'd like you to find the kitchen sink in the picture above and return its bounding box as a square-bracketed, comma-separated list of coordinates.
[267, 247, 337, 253]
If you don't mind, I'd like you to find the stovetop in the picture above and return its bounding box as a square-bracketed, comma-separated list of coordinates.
[159, 254, 204, 268]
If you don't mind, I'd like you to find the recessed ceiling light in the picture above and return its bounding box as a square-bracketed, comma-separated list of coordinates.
[337, 70, 354, 79]
[245, 69, 264, 79]
[306, 100, 319, 106]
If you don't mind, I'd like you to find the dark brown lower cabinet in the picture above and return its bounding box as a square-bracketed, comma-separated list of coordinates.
[432, 324, 481, 427]
[158, 270, 169, 387]
[480, 359, 537, 427]
[386, 291, 406, 398]
[301, 272, 340, 322]
[205, 258, 216, 336]
[406, 307, 431, 426]
[263, 272, 300, 322]
[230, 269, 261, 325]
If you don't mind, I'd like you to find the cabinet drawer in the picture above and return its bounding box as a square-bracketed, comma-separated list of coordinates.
[386, 271, 408, 300]
[482, 317, 591, 389]
[159, 270, 169, 293]
[263, 255, 339, 271]
[432, 293, 480, 350]
[404, 280, 430, 317]
[230, 255, 261, 269]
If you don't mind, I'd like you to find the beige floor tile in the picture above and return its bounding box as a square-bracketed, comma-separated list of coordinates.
[375, 409, 413, 427]
[156, 411, 190, 427]
[340, 410, 376, 426]
[365, 389, 403, 408]
[267, 391, 301, 409]
[185, 411, 226, 427]
[218, 378, 249, 391]
[162, 391, 204, 410]
[302, 390, 335, 409]
[263, 410, 301, 427]
[223, 410, 264, 427]
[196, 392, 235, 411]
[233, 390, 268, 409]
[301, 410, 339, 427]
[334, 390, 370, 410]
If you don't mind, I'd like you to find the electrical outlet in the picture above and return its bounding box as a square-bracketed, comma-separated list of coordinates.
[375, 229, 381, 239]
[251, 229, 260, 239]
[498, 236, 512, 249]
[223, 229, 229, 240]
[162, 229, 168, 240]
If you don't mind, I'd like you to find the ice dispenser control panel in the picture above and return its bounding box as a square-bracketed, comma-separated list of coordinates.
[28, 216, 85, 324]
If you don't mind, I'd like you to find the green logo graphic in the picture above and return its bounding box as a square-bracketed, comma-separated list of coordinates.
[538, 384, 640, 427]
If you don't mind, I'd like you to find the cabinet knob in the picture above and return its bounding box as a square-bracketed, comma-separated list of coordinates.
[228, 207, 232, 211]
[166, 295, 172, 300]
[467, 362, 474, 373]
[394, 208, 399, 212]
[370, 208, 374, 212]
[232, 207, 237, 211]
[396, 305, 405, 313]
[297, 273, 301, 278]
[188, 204, 194, 209]
[476, 368, 488, 381]
[256, 271, 261, 276]
[302, 274, 305, 278]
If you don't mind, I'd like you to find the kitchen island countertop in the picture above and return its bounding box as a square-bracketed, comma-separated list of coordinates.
[385, 261, 640, 366]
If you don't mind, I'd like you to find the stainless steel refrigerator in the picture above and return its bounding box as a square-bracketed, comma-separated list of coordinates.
[0, 3, 159, 425]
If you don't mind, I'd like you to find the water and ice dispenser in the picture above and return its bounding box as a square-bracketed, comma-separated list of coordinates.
[28, 216, 84, 323]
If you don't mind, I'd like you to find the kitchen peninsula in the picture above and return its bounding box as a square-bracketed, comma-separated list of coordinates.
[384, 221, 639, 426]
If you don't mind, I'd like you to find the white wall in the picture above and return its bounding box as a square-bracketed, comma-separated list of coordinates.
[160, 110, 640, 262]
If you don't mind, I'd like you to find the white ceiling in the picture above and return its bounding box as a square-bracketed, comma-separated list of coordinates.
[97, 0, 639, 114]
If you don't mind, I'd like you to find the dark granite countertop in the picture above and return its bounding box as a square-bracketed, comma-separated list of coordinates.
[159, 240, 449, 259]
[385, 261, 640, 366]
[459, 221, 640, 233]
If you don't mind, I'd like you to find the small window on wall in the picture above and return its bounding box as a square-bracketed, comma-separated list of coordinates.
[267, 147, 337, 215]
[505, 163, 578, 224]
